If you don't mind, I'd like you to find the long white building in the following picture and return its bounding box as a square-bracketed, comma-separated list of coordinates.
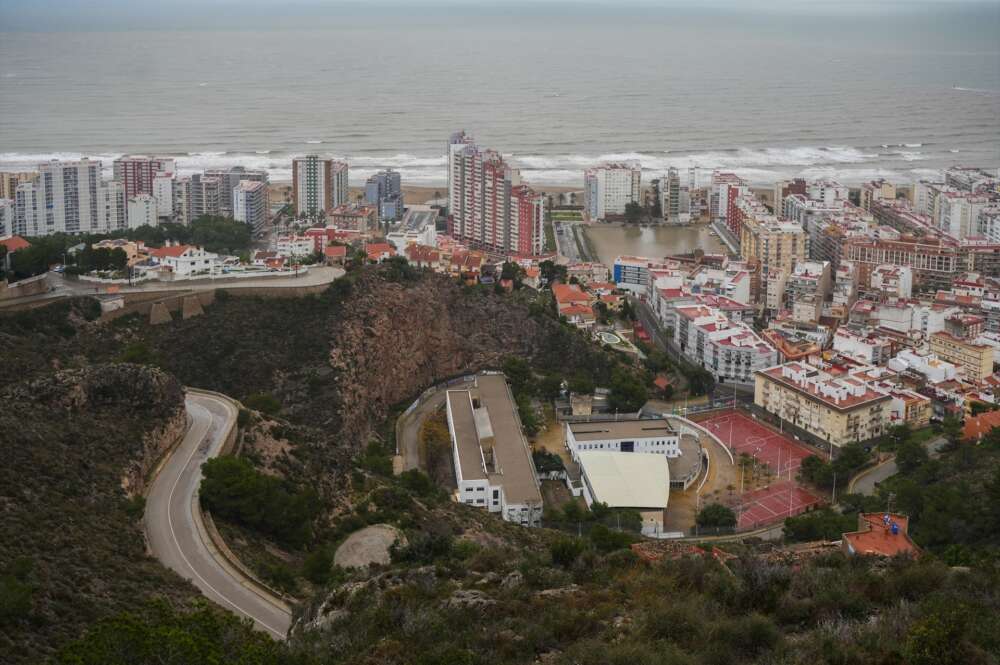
[445, 374, 543, 527]
[583, 162, 641, 222]
[566, 419, 680, 461]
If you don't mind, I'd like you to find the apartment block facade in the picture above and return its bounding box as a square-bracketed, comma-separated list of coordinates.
[754, 362, 892, 448]
[583, 162, 641, 222]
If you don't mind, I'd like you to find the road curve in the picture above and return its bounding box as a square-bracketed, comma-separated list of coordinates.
[145, 391, 292, 639]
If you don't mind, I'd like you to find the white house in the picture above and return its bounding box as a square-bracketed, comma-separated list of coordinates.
[147, 244, 220, 277]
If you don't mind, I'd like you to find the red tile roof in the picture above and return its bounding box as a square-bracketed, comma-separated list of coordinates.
[843, 513, 919, 558]
[561, 304, 594, 317]
[552, 283, 590, 305]
[0, 235, 30, 252]
[324, 245, 347, 257]
[962, 409, 1000, 442]
[149, 245, 193, 258]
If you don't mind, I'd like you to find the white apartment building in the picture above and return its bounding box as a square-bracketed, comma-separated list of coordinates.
[674, 304, 779, 384]
[660, 167, 691, 223]
[330, 160, 349, 210]
[233, 180, 269, 231]
[447, 130, 476, 216]
[832, 328, 894, 365]
[126, 193, 157, 230]
[96, 181, 126, 234]
[566, 419, 680, 461]
[205, 166, 268, 216]
[870, 264, 913, 299]
[613, 255, 671, 295]
[445, 374, 543, 527]
[936, 191, 992, 239]
[14, 159, 103, 236]
[152, 171, 175, 220]
[583, 162, 641, 222]
[806, 180, 849, 206]
[978, 208, 1000, 243]
[712, 172, 748, 223]
[0, 199, 12, 237]
[872, 301, 958, 337]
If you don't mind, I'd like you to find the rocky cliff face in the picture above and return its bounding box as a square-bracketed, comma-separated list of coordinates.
[7, 363, 187, 496]
[0, 363, 192, 664]
[328, 272, 546, 447]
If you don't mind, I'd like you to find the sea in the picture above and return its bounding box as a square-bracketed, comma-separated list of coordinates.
[1, 2, 998, 187]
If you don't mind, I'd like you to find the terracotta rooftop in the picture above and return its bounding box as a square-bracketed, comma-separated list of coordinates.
[0, 235, 31, 252]
[843, 513, 920, 558]
[149, 245, 194, 258]
[553, 283, 590, 304]
[962, 410, 1000, 442]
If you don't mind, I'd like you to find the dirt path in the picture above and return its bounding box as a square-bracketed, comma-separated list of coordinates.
[334, 525, 405, 569]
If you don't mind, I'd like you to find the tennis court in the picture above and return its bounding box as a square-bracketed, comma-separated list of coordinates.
[737, 481, 824, 529]
[699, 411, 813, 476]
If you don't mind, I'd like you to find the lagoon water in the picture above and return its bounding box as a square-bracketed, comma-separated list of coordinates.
[584, 224, 727, 268]
[1, 3, 997, 186]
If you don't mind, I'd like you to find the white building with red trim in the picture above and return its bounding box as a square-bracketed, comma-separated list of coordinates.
[674, 304, 778, 384]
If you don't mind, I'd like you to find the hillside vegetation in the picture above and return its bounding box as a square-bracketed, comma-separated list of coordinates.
[3, 267, 999, 665]
[0, 364, 199, 664]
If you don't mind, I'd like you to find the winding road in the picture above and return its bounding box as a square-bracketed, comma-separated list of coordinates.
[144, 391, 292, 639]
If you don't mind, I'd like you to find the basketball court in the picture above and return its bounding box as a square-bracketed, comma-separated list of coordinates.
[737, 481, 824, 529]
[699, 410, 813, 476]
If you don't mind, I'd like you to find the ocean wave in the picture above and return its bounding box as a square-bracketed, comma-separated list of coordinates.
[0, 146, 959, 188]
[348, 154, 448, 168]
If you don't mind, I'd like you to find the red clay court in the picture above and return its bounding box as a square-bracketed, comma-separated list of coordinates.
[736, 481, 824, 529]
[699, 410, 813, 477]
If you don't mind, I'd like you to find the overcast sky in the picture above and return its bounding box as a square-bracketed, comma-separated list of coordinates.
[2, 0, 997, 31]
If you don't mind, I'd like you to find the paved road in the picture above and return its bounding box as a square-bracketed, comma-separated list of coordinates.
[849, 435, 948, 495]
[398, 379, 474, 471]
[0, 267, 344, 309]
[145, 392, 292, 639]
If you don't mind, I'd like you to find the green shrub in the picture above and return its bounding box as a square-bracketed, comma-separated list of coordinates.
[302, 548, 334, 585]
[244, 392, 281, 416]
[550, 537, 585, 567]
[696, 503, 736, 528]
[200, 456, 320, 548]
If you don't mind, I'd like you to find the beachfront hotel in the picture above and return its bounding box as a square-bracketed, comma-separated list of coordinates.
[446, 134, 545, 256]
[292, 155, 349, 218]
[583, 162, 641, 222]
